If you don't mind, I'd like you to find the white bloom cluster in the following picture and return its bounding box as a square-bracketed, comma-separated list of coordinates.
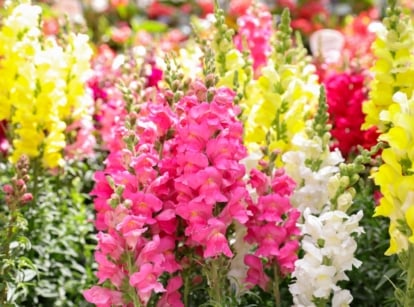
[289, 209, 363, 307]
[283, 128, 363, 306]
[282, 132, 343, 213]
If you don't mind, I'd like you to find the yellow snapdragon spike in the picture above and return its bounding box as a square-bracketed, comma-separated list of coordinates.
[0, 2, 92, 168]
[363, 0, 414, 132]
[241, 10, 319, 162]
[372, 91, 414, 254]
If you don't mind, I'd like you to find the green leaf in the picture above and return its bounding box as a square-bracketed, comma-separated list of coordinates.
[376, 268, 401, 290]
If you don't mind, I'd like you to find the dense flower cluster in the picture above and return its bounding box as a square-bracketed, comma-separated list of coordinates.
[363, 0, 414, 133]
[0, 2, 93, 168]
[244, 168, 300, 280]
[289, 209, 363, 306]
[234, 4, 273, 75]
[84, 77, 254, 305]
[372, 92, 414, 255]
[324, 72, 379, 157]
[242, 9, 319, 158]
[283, 92, 364, 306]
[3, 0, 414, 306]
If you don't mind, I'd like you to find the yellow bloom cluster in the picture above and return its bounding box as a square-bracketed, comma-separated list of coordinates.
[373, 91, 414, 255]
[242, 10, 319, 158]
[363, 0, 414, 133]
[0, 1, 93, 168]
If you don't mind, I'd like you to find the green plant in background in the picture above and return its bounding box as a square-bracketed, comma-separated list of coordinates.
[346, 177, 403, 306]
[0, 156, 35, 306]
[17, 157, 102, 307]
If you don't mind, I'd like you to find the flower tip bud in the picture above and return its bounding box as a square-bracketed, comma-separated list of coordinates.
[21, 193, 33, 204]
[3, 184, 13, 194]
[16, 179, 25, 187]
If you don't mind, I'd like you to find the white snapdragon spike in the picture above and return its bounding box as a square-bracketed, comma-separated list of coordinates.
[282, 132, 343, 213]
[289, 209, 363, 306]
[283, 123, 363, 306]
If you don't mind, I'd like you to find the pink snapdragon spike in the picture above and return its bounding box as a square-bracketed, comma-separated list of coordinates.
[244, 167, 300, 287]
[86, 77, 254, 305]
[88, 45, 126, 151]
[234, 4, 273, 76]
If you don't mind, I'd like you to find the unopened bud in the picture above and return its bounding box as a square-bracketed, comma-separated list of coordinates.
[115, 185, 125, 196]
[339, 176, 349, 189]
[174, 91, 183, 102]
[21, 193, 33, 204]
[3, 184, 13, 194]
[205, 74, 216, 88]
[258, 159, 269, 168]
[164, 90, 174, 100]
[172, 80, 180, 92]
[123, 199, 132, 208]
[16, 179, 25, 187]
[206, 87, 216, 102]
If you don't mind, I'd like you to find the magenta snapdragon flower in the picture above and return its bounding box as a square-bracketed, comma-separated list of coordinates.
[234, 3, 273, 76]
[244, 167, 301, 287]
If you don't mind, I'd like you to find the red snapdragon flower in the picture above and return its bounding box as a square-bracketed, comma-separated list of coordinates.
[324, 72, 379, 157]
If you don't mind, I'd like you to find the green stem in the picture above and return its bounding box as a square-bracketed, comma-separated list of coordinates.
[208, 257, 224, 305]
[126, 251, 142, 307]
[272, 262, 281, 307]
[31, 159, 40, 202]
[404, 243, 414, 307]
[0, 208, 17, 305]
[183, 270, 190, 307]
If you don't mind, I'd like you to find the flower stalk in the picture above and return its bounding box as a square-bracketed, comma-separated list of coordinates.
[272, 262, 281, 307]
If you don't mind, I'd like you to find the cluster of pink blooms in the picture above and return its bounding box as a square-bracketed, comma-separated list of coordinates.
[84, 72, 302, 305]
[324, 72, 379, 157]
[87, 44, 163, 152]
[244, 167, 300, 289]
[87, 44, 126, 152]
[234, 4, 273, 75]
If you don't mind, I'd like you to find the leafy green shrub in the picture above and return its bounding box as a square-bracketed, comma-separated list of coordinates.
[18, 158, 101, 306]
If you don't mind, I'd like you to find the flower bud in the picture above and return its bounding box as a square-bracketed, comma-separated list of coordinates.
[339, 176, 350, 189]
[3, 184, 13, 194]
[21, 193, 33, 204]
[16, 178, 25, 188]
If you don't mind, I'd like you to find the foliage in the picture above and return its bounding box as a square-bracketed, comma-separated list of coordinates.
[0, 156, 35, 306]
[17, 157, 101, 306]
